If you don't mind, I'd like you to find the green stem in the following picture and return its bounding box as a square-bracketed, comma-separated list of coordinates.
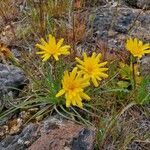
[130, 56, 136, 90]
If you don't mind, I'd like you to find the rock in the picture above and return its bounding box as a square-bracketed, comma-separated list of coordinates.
[87, 6, 150, 50]
[128, 140, 150, 150]
[84, 0, 107, 7]
[137, 0, 150, 9]
[124, 0, 138, 8]
[0, 116, 95, 150]
[0, 63, 28, 111]
[113, 9, 135, 34]
[72, 128, 95, 150]
[141, 56, 150, 76]
[0, 25, 16, 46]
[0, 123, 39, 150]
[124, 0, 150, 9]
[0, 16, 4, 30]
[29, 116, 95, 150]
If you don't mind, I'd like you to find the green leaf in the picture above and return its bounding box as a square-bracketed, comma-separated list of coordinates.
[136, 76, 150, 105]
[117, 81, 130, 88]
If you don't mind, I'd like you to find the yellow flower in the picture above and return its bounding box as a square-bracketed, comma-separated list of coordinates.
[56, 67, 90, 108]
[0, 43, 12, 59]
[36, 34, 70, 61]
[126, 38, 150, 58]
[76, 52, 108, 87]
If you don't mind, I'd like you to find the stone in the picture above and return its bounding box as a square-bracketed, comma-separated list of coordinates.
[0, 123, 38, 150]
[124, 0, 150, 9]
[72, 128, 95, 150]
[28, 116, 95, 150]
[128, 141, 150, 150]
[87, 6, 150, 50]
[0, 116, 95, 150]
[141, 56, 150, 76]
[137, 0, 150, 9]
[0, 63, 28, 111]
[84, 0, 107, 7]
[124, 0, 138, 8]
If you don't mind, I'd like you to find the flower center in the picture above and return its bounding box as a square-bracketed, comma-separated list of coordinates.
[87, 66, 93, 73]
[47, 44, 59, 55]
[68, 84, 76, 91]
[49, 48, 58, 55]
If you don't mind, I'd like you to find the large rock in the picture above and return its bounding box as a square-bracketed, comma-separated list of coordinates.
[0, 116, 95, 150]
[29, 117, 95, 150]
[88, 6, 150, 50]
[0, 63, 28, 111]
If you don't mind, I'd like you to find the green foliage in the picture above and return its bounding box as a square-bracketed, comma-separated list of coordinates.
[117, 81, 130, 88]
[136, 76, 150, 104]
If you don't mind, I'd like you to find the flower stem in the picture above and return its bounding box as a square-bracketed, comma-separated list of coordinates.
[130, 56, 136, 90]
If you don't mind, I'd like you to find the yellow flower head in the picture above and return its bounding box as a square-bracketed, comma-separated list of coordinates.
[126, 38, 150, 58]
[76, 52, 108, 87]
[36, 34, 70, 61]
[56, 67, 90, 108]
[0, 43, 12, 59]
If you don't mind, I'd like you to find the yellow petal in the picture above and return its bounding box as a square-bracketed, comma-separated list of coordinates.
[60, 45, 70, 50]
[77, 65, 86, 71]
[144, 50, 150, 54]
[57, 38, 64, 49]
[36, 44, 48, 51]
[70, 67, 78, 79]
[142, 44, 150, 50]
[40, 38, 48, 45]
[96, 53, 102, 60]
[49, 34, 56, 45]
[80, 92, 91, 101]
[76, 95, 83, 108]
[92, 77, 99, 87]
[134, 38, 138, 46]
[139, 40, 143, 46]
[36, 51, 46, 54]
[66, 95, 71, 107]
[99, 68, 108, 71]
[98, 62, 108, 67]
[72, 98, 77, 106]
[53, 55, 59, 61]
[95, 76, 102, 81]
[42, 54, 50, 61]
[98, 72, 108, 78]
[76, 57, 84, 65]
[80, 82, 90, 88]
[56, 89, 65, 97]
[59, 48, 70, 55]
[83, 52, 88, 60]
[92, 52, 96, 58]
